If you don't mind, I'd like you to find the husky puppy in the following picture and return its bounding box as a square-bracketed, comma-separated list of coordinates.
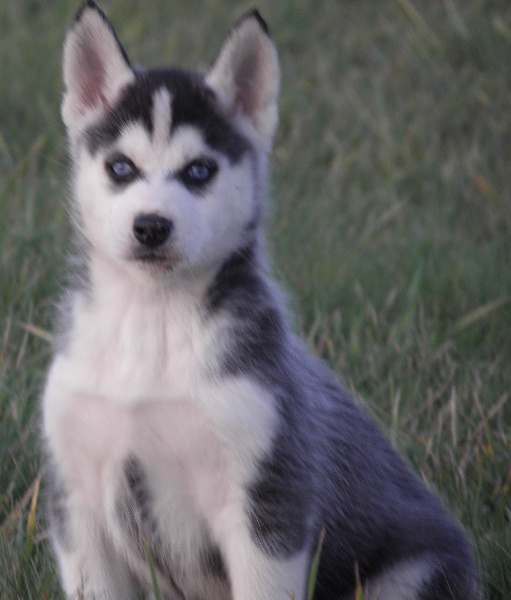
[43, 2, 477, 599]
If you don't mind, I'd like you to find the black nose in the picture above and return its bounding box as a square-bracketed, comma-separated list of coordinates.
[133, 214, 173, 248]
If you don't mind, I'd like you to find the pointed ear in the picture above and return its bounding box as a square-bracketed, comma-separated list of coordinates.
[62, 1, 135, 135]
[206, 10, 280, 150]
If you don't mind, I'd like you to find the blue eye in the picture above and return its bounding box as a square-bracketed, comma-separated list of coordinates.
[187, 162, 211, 181]
[106, 156, 138, 183]
[180, 158, 218, 189]
[111, 161, 132, 177]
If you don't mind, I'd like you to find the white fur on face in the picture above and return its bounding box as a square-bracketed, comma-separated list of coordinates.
[74, 92, 256, 279]
[151, 87, 172, 150]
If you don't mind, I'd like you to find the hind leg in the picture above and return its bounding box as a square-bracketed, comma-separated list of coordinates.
[359, 557, 431, 600]
[415, 552, 478, 600]
[359, 552, 477, 600]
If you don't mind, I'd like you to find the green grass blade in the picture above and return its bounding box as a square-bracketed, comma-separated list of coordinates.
[307, 527, 325, 600]
[452, 297, 511, 333]
[143, 536, 163, 600]
[26, 473, 41, 556]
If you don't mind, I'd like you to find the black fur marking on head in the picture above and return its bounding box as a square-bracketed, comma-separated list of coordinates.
[84, 73, 153, 152]
[84, 69, 250, 163]
[44, 455, 72, 551]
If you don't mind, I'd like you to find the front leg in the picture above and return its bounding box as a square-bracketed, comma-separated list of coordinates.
[212, 465, 312, 600]
[53, 529, 138, 600]
[202, 379, 315, 600]
[220, 513, 310, 600]
[46, 459, 138, 600]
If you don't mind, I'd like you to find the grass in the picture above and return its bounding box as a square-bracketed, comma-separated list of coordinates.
[1, 0, 510, 597]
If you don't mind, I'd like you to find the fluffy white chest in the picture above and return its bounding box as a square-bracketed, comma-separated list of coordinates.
[43, 280, 278, 599]
[46, 391, 237, 598]
[46, 390, 231, 512]
[58, 280, 215, 403]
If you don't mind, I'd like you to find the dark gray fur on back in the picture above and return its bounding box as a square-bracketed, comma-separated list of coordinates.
[205, 244, 476, 599]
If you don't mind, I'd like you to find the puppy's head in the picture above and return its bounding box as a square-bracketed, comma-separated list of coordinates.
[62, 2, 279, 277]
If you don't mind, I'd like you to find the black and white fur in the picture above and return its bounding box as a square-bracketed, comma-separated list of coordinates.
[43, 3, 477, 599]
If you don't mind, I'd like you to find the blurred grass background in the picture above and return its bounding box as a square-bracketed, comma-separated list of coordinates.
[1, 0, 510, 597]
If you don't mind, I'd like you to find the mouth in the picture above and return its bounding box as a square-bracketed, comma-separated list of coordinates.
[130, 248, 179, 270]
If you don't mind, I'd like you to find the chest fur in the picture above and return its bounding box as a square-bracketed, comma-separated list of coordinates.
[58, 285, 217, 402]
[43, 284, 277, 594]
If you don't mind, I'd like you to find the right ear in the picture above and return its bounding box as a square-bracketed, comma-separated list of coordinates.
[62, 1, 134, 135]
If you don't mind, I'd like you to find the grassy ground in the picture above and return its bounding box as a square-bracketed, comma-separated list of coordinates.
[1, 0, 510, 597]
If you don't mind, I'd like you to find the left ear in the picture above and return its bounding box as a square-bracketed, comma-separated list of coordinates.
[206, 10, 280, 150]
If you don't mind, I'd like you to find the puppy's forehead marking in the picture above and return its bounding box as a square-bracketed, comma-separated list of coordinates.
[113, 123, 213, 175]
[151, 87, 172, 149]
[84, 68, 250, 163]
